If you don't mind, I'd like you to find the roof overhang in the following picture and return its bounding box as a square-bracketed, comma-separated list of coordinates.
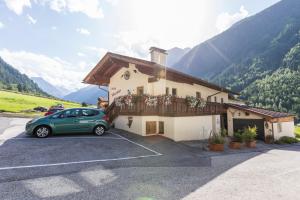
[226, 103, 295, 121]
[83, 52, 239, 95]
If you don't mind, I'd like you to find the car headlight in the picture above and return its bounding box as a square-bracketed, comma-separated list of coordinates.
[28, 118, 39, 124]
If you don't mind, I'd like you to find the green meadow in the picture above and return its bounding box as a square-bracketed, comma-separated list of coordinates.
[0, 90, 80, 115]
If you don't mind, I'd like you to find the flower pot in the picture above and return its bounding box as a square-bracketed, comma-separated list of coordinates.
[245, 140, 256, 148]
[209, 143, 224, 151]
[229, 141, 242, 149]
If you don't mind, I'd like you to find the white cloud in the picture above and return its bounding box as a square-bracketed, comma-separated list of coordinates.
[4, 0, 31, 15]
[85, 46, 107, 57]
[27, 14, 37, 24]
[47, 0, 104, 19]
[0, 22, 4, 29]
[216, 6, 249, 33]
[76, 28, 90, 36]
[113, 31, 159, 59]
[51, 26, 57, 30]
[77, 52, 85, 57]
[0, 49, 92, 91]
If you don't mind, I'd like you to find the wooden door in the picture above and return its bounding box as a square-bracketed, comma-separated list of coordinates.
[159, 121, 164, 134]
[146, 121, 156, 135]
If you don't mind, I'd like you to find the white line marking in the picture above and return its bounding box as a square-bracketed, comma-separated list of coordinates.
[0, 136, 124, 141]
[0, 154, 161, 171]
[107, 131, 162, 156]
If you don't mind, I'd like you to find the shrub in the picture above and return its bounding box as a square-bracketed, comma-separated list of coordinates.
[209, 132, 225, 144]
[220, 128, 228, 137]
[232, 131, 243, 142]
[242, 126, 257, 142]
[275, 136, 298, 144]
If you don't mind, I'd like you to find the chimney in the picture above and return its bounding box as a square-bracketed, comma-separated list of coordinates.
[149, 47, 167, 66]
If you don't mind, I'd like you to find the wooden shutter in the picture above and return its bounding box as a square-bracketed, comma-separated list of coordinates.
[159, 121, 164, 134]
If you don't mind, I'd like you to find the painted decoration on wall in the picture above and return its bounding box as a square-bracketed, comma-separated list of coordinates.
[123, 71, 131, 80]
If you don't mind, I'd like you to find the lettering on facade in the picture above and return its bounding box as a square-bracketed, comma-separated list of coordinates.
[111, 89, 121, 97]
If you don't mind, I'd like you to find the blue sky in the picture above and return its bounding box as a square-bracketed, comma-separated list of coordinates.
[0, 0, 280, 91]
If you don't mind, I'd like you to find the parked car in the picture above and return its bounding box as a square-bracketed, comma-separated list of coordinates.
[33, 106, 48, 112]
[44, 107, 64, 116]
[26, 108, 110, 138]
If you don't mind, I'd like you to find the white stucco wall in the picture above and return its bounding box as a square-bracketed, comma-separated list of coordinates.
[272, 121, 295, 140]
[114, 115, 221, 141]
[108, 63, 229, 104]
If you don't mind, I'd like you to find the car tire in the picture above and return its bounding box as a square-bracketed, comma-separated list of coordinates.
[94, 125, 105, 136]
[34, 126, 50, 138]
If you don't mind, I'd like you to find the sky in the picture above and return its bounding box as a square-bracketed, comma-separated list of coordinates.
[0, 0, 281, 91]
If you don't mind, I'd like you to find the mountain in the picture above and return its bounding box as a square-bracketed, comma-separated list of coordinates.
[31, 77, 70, 98]
[0, 57, 48, 96]
[173, 0, 300, 117]
[63, 85, 107, 105]
[166, 47, 191, 66]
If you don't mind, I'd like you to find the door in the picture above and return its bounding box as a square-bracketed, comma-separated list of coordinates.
[78, 109, 99, 132]
[159, 121, 164, 134]
[233, 119, 265, 141]
[146, 121, 156, 135]
[51, 109, 82, 133]
[137, 86, 144, 95]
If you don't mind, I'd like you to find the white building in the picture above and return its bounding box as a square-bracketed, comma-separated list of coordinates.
[83, 47, 295, 141]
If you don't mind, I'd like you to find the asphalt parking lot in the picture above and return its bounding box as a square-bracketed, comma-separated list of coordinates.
[1, 117, 300, 200]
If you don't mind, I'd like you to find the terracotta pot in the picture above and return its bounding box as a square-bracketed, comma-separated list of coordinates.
[245, 140, 256, 148]
[209, 143, 224, 151]
[229, 141, 242, 149]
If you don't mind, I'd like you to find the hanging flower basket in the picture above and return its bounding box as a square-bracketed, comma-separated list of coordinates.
[144, 95, 158, 107]
[186, 96, 207, 108]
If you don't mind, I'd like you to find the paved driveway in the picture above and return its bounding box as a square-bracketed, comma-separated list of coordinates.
[0, 117, 300, 200]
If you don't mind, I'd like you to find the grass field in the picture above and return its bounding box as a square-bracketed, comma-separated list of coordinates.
[0, 91, 81, 115]
[295, 126, 300, 139]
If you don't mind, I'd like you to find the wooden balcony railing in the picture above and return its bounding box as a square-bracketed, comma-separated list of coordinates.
[106, 95, 227, 119]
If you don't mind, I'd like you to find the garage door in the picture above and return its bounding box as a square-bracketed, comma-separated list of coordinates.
[233, 119, 265, 141]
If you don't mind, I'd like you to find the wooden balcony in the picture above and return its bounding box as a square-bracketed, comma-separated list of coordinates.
[106, 95, 227, 120]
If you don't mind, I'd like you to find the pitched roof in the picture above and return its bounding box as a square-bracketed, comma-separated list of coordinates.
[83, 52, 239, 95]
[227, 103, 295, 119]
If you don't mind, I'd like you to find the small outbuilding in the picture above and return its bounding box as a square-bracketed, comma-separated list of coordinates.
[227, 104, 295, 141]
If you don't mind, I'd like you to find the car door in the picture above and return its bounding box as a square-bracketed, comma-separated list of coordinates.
[76, 109, 98, 132]
[51, 109, 81, 134]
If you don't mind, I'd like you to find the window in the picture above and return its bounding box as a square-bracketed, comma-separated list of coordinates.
[277, 123, 282, 132]
[207, 97, 211, 102]
[172, 88, 177, 96]
[63, 109, 81, 118]
[214, 96, 217, 102]
[196, 92, 201, 98]
[166, 87, 169, 95]
[137, 86, 144, 95]
[221, 98, 224, 103]
[159, 121, 164, 134]
[82, 109, 98, 117]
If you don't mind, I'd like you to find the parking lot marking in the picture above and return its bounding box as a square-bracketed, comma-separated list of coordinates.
[0, 154, 161, 171]
[0, 136, 124, 141]
[107, 131, 162, 156]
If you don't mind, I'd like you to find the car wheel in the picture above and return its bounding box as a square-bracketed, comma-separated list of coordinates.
[35, 126, 50, 138]
[94, 125, 105, 136]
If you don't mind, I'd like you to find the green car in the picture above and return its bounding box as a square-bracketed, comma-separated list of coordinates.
[26, 108, 110, 138]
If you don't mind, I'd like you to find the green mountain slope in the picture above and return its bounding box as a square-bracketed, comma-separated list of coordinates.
[173, 0, 300, 117]
[0, 57, 48, 96]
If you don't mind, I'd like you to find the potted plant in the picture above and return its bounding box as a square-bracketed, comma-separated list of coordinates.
[209, 132, 225, 151]
[242, 126, 257, 148]
[229, 131, 243, 149]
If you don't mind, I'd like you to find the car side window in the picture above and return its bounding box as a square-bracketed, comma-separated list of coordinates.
[64, 109, 81, 118]
[82, 109, 97, 117]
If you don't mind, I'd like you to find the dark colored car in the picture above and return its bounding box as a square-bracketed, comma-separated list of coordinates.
[33, 106, 48, 112]
[26, 108, 110, 138]
[44, 107, 64, 116]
